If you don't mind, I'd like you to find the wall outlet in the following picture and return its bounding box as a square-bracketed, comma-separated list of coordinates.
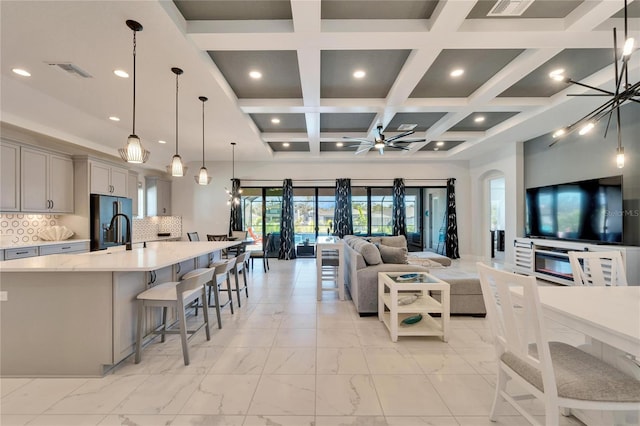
[0, 291, 7, 301]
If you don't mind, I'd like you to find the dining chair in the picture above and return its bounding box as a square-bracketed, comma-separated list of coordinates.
[208, 234, 229, 257]
[568, 250, 628, 286]
[135, 268, 213, 366]
[476, 262, 640, 426]
[187, 232, 200, 241]
[250, 232, 272, 272]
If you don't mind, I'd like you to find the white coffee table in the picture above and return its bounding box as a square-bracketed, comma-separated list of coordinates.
[378, 272, 450, 342]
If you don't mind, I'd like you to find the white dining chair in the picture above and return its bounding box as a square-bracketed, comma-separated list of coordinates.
[135, 268, 214, 366]
[568, 250, 627, 286]
[476, 262, 640, 426]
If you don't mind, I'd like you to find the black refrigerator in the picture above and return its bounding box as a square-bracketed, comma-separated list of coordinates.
[90, 194, 133, 251]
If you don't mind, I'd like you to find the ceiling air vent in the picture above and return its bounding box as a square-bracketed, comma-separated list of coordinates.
[487, 0, 535, 16]
[397, 124, 417, 131]
[48, 62, 93, 78]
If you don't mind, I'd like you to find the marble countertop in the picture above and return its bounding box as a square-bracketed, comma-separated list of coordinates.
[0, 239, 91, 250]
[0, 241, 239, 272]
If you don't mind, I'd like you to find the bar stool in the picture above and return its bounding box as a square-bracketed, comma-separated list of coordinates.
[135, 268, 214, 366]
[183, 258, 236, 329]
[231, 251, 251, 307]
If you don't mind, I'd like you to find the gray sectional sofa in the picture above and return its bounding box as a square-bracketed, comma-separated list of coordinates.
[343, 235, 486, 317]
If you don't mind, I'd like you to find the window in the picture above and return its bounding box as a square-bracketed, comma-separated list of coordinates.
[318, 187, 335, 236]
[293, 188, 315, 244]
[241, 188, 263, 242]
[351, 187, 368, 235]
[370, 188, 393, 235]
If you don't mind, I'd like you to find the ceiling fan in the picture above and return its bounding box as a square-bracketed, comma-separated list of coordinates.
[344, 124, 426, 155]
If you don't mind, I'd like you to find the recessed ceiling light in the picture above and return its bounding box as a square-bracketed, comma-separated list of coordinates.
[158, 140, 167, 144]
[549, 68, 565, 81]
[249, 70, 262, 79]
[109, 116, 120, 121]
[436, 141, 445, 147]
[114, 69, 129, 78]
[353, 70, 366, 79]
[474, 116, 485, 123]
[450, 68, 464, 78]
[12, 68, 31, 77]
[271, 118, 281, 124]
[434, 147, 439, 151]
[336, 142, 344, 147]
[282, 142, 290, 147]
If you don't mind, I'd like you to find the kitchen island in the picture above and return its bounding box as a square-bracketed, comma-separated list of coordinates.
[0, 241, 239, 377]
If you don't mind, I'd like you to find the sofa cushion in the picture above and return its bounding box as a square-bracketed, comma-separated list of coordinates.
[377, 244, 408, 264]
[350, 238, 382, 265]
[380, 235, 407, 248]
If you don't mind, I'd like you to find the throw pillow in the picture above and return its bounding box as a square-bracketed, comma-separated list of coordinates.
[352, 239, 382, 265]
[377, 244, 408, 264]
[380, 235, 407, 248]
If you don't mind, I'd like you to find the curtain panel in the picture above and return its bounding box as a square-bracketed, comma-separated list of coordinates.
[333, 178, 353, 238]
[278, 178, 296, 260]
[446, 178, 460, 259]
[228, 178, 243, 235]
[392, 178, 406, 236]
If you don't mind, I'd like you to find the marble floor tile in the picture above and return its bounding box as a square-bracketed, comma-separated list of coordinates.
[235, 313, 282, 329]
[0, 378, 87, 414]
[0, 379, 32, 398]
[317, 328, 361, 347]
[273, 328, 317, 347]
[24, 414, 106, 425]
[315, 375, 383, 416]
[179, 375, 260, 415]
[225, 328, 278, 347]
[263, 348, 316, 374]
[316, 317, 357, 330]
[314, 416, 389, 426]
[278, 313, 316, 329]
[0, 415, 37, 426]
[171, 415, 245, 425]
[316, 348, 370, 375]
[372, 375, 451, 417]
[451, 347, 497, 375]
[46, 374, 147, 414]
[208, 347, 269, 375]
[97, 414, 175, 425]
[363, 347, 423, 374]
[385, 416, 460, 426]
[247, 375, 315, 415]
[242, 415, 315, 425]
[112, 374, 202, 415]
[412, 351, 477, 375]
[427, 374, 513, 416]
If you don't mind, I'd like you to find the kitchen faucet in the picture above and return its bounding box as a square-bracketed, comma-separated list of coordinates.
[109, 213, 132, 250]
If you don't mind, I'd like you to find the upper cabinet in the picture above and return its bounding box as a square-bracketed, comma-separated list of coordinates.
[0, 142, 20, 211]
[90, 161, 128, 197]
[20, 147, 74, 213]
[145, 177, 171, 216]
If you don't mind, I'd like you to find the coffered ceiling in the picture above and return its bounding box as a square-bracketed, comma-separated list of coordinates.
[1, 0, 638, 169]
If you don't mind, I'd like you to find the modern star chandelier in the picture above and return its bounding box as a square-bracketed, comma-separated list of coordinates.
[550, 0, 637, 169]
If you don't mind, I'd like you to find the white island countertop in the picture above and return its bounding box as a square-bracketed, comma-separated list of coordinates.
[0, 241, 238, 272]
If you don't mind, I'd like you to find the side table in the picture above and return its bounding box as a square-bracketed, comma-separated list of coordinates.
[378, 272, 450, 342]
[316, 236, 344, 301]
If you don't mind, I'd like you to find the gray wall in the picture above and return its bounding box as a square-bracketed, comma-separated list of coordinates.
[523, 102, 639, 246]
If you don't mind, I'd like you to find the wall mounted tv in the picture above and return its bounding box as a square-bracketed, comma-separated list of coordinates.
[525, 175, 623, 244]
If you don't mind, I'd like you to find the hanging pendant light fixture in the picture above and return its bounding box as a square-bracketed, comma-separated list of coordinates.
[194, 96, 212, 185]
[119, 20, 150, 164]
[226, 142, 243, 205]
[550, 0, 637, 169]
[168, 67, 186, 177]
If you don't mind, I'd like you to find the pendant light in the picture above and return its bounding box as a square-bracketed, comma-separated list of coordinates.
[168, 67, 186, 177]
[226, 142, 243, 205]
[119, 20, 150, 164]
[194, 96, 212, 185]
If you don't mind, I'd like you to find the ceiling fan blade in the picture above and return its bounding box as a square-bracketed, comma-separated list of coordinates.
[348, 143, 371, 148]
[387, 145, 410, 150]
[385, 130, 415, 143]
[396, 138, 426, 143]
[355, 146, 372, 155]
[378, 147, 385, 155]
[342, 136, 372, 143]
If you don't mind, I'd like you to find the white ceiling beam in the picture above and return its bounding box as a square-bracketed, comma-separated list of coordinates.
[564, 0, 627, 31]
[429, 0, 478, 32]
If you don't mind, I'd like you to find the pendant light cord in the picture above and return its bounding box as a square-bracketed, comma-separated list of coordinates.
[175, 72, 179, 155]
[202, 101, 205, 168]
[132, 30, 137, 135]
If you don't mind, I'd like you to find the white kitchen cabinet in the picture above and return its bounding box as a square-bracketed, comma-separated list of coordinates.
[39, 241, 89, 256]
[128, 171, 139, 217]
[0, 141, 20, 211]
[145, 177, 171, 216]
[20, 147, 74, 213]
[90, 160, 128, 197]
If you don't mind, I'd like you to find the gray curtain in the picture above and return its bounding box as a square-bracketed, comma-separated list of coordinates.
[229, 178, 242, 235]
[333, 178, 353, 238]
[278, 178, 296, 260]
[446, 178, 460, 259]
[392, 178, 406, 236]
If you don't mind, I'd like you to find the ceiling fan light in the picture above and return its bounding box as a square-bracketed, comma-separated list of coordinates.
[374, 141, 385, 150]
[170, 155, 184, 177]
[623, 37, 635, 56]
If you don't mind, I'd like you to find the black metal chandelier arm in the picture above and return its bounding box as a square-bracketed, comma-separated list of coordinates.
[566, 79, 615, 95]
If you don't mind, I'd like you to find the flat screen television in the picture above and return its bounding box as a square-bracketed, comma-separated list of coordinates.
[525, 175, 623, 244]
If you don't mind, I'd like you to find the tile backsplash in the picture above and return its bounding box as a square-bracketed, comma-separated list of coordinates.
[0, 213, 182, 245]
[0, 213, 62, 244]
[132, 216, 182, 242]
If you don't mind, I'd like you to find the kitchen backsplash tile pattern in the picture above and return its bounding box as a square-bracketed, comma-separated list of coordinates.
[132, 216, 182, 242]
[0, 214, 62, 244]
[0, 214, 183, 245]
